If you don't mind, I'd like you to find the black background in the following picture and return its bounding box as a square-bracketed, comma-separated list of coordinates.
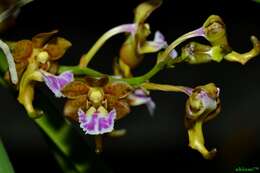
[0, 0, 260, 172]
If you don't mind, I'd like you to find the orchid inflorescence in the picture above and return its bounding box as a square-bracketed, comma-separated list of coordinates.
[0, 0, 259, 159]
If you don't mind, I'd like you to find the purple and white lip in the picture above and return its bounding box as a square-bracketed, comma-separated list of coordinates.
[78, 108, 116, 135]
[196, 90, 217, 111]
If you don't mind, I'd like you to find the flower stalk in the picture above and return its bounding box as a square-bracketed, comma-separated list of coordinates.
[79, 24, 137, 67]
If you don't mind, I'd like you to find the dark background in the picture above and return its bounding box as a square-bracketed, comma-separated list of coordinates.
[0, 0, 260, 172]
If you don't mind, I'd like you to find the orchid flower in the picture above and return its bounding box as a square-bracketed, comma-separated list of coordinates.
[185, 83, 221, 159]
[118, 0, 170, 77]
[8, 30, 72, 117]
[177, 16, 260, 65]
[44, 75, 133, 134]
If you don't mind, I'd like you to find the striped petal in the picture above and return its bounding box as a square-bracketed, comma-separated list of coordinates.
[41, 71, 74, 97]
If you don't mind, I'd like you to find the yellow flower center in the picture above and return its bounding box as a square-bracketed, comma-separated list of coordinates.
[36, 51, 49, 64]
[88, 87, 104, 106]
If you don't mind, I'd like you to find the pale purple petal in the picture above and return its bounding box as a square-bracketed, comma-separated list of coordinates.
[116, 23, 137, 37]
[146, 31, 168, 51]
[154, 31, 167, 46]
[78, 108, 116, 135]
[128, 89, 156, 116]
[146, 99, 156, 115]
[139, 31, 169, 54]
[41, 70, 74, 97]
[169, 49, 178, 59]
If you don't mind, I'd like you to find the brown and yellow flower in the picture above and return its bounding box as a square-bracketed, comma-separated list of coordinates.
[5, 30, 71, 117]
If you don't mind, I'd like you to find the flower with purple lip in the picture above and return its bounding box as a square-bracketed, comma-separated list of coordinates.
[43, 73, 156, 134]
[185, 83, 221, 159]
[5, 30, 72, 117]
[117, 0, 172, 77]
[44, 75, 133, 135]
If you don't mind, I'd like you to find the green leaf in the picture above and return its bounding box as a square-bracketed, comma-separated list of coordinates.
[0, 138, 15, 173]
[0, 50, 8, 73]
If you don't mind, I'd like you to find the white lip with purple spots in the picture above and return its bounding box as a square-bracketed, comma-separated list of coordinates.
[78, 108, 116, 135]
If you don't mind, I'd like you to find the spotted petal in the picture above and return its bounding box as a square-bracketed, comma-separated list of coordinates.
[128, 89, 156, 115]
[78, 108, 116, 135]
[41, 71, 74, 97]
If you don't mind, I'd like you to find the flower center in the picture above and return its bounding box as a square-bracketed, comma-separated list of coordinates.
[36, 51, 49, 64]
[88, 87, 104, 106]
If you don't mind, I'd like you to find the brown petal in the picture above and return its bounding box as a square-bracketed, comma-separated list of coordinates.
[114, 100, 131, 120]
[32, 30, 58, 48]
[47, 62, 59, 74]
[61, 80, 89, 99]
[84, 76, 109, 87]
[12, 40, 33, 62]
[104, 81, 133, 98]
[105, 94, 130, 120]
[45, 37, 72, 61]
[64, 96, 87, 122]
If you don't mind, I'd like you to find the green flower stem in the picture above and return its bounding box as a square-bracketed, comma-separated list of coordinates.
[32, 90, 111, 173]
[60, 27, 205, 86]
[35, 116, 89, 173]
[34, 103, 111, 173]
[79, 24, 136, 67]
[59, 65, 104, 77]
[118, 62, 165, 85]
[59, 62, 164, 86]
[161, 27, 204, 61]
[0, 138, 15, 173]
[142, 82, 192, 95]
[53, 151, 78, 173]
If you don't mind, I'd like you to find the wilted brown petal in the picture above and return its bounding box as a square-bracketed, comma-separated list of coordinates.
[104, 81, 133, 98]
[12, 40, 32, 62]
[32, 30, 58, 48]
[45, 37, 72, 61]
[64, 95, 87, 122]
[61, 80, 89, 99]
